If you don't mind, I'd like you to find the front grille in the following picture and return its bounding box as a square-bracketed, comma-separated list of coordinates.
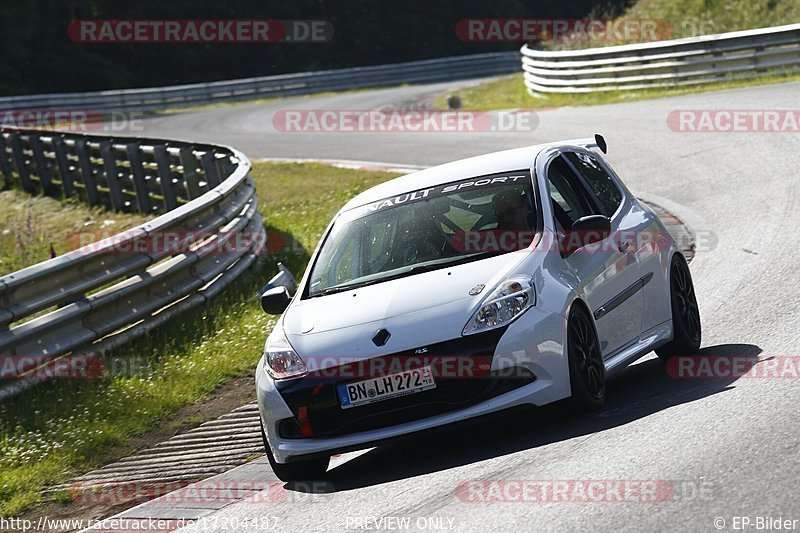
[275, 327, 536, 438]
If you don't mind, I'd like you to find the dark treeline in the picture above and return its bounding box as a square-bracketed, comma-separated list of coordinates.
[0, 0, 626, 95]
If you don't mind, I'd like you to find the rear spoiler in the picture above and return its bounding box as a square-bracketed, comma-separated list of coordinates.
[561, 134, 608, 154]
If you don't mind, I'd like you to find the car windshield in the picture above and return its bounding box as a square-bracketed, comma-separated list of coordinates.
[306, 172, 537, 297]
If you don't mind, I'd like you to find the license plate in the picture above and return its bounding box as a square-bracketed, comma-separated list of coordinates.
[337, 366, 436, 409]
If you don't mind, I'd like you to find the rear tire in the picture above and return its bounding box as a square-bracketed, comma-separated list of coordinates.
[656, 254, 701, 360]
[260, 418, 329, 482]
[567, 305, 606, 411]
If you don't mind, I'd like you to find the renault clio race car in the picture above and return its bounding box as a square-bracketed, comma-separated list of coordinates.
[256, 135, 702, 481]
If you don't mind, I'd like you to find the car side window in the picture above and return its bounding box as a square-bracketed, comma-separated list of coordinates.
[564, 152, 623, 218]
[546, 156, 597, 231]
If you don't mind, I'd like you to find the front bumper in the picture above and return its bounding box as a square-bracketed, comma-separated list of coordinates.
[256, 305, 569, 463]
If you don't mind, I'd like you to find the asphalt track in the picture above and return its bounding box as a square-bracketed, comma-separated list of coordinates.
[117, 79, 800, 532]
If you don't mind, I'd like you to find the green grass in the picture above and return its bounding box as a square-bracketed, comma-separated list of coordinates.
[435, 70, 800, 111]
[546, 0, 800, 48]
[622, 0, 800, 38]
[0, 162, 400, 516]
[0, 191, 148, 276]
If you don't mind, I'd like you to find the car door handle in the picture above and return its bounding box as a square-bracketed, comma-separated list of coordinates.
[619, 240, 631, 253]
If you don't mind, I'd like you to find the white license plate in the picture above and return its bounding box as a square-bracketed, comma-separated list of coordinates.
[337, 366, 436, 409]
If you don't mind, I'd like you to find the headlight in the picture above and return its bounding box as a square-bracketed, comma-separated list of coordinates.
[263, 326, 307, 380]
[463, 275, 535, 335]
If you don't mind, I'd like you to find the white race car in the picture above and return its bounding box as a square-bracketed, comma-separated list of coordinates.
[256, 135, 701, 481]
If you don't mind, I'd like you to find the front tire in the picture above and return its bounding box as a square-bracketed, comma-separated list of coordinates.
[656, 254, 701, 360]
[567, 305, 606, 411]
[260, 419, 329, 482]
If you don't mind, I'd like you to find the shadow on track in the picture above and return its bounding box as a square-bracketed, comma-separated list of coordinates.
[286, 343, 761, 493]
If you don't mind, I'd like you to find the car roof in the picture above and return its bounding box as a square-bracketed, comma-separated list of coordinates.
[340, 139, 597, 212]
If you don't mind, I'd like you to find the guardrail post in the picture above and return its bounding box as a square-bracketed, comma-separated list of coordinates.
[52, 137, 75, 198]
[154, 144, 179, 211]
[9, 133, 35, 192]
[75, 138, 100, 206]
[0, 135, 13, 189]
[126, 143, 152, 214]
[200, 152, 221, 188]
[179, 147, 203, 199]
[753, 45, 766, 73]
[29, 135, 56, 195]
[217, 158, 231, 183]
[100, 141, 125, 210]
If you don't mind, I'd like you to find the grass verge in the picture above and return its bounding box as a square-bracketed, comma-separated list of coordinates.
[0, 162, 401, 516]
[0, 191, 148, 276]
[621, 0, 800, 38]
[435, 71, 800, 111]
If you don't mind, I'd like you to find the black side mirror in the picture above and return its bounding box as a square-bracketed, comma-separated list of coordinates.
[258, 262, 297, 314]
[594, 133, 607, 154]
[261, 286, 291, 315]
[562, 215, 611, 254]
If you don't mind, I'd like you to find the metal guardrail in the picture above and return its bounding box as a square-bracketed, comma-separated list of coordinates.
[521, 23, 800, 93]
[0, 52, 520, 113]
[0, 128, 265, 400]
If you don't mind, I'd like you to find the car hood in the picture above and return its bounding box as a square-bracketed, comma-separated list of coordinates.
[283, 253, 526, 363]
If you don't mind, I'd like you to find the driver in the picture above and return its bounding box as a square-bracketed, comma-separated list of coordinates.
[492, 190, 531, 230]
